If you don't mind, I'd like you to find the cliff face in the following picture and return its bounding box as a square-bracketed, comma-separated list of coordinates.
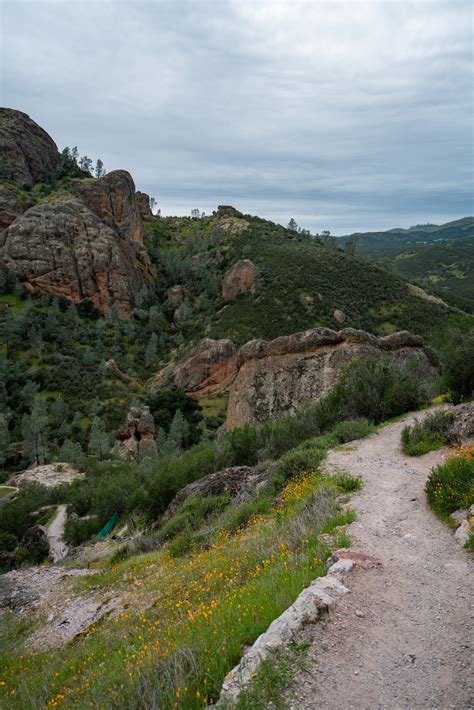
[0, 108, 60, 186]
[0, 198, 154, 316]
[0, 109, 155, 315]
[226, 328, 435, 428]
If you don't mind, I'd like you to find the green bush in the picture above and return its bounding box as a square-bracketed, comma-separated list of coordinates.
[63, 516, 101, 546]
[401, 411, 454, 456]
[272, 444, 326, 488]
[441, 329, 474, 403]
[160, 493, 230, 540]
[425, 448, 473, 519]
[0, 531, 17, 552]
[167, 531, 193, 558]
[220, 494, 272, 534]
[330, 418, 374, 443]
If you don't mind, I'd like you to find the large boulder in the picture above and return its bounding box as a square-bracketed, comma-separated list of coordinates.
[0, 108, 60, 186]
[135, 191, 154, 221]
[19, 525, 50, 561]
[222, 259, 257, 301]
[149, 338, 238, 398]
[116, 406, 156, 458]
[0, 198, 154, 316]
[163, 465, 269, 520]
[73, 170, 144, 244]
[447, 402, 474, 441]
[226, 327, 436, 428]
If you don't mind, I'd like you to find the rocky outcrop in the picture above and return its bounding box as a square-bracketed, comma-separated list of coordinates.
[0, 198, 154, 316]
[9, 463, 84, 488]
[226, 327, 435, 428]
[407, 283, 448, 308]
[73, 170, 144, 244]
[149, 338, 238, 398]
[0, 185, 33, 230]
[0, 108, 60, 186]
[333, 309, 346, 324]
[135, 191, 154, 221]
[166, 285, 190, 309]
[222, 259, 256, 301]
[446, 402, 474, 441]
[213, 205, 243, 218]
[116, 406, 156, 458]
[163, 466, 269, 520]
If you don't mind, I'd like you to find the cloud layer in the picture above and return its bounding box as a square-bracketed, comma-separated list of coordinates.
[1, 0, 472, 233]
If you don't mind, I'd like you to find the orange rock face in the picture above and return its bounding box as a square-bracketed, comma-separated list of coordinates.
[222, 259, 256, 301]
[73, 170, 144, 244]
[149, 339, 238, 398]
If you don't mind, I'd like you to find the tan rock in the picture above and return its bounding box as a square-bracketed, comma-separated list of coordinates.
[222, 259, 256, 301]
[135, 191, 154, 221]
[226, 327, 435, 428]
[116, 406, 156, 458]
[0, 198, 154, 316]
[333, 309, 346, 324]
[407, 283, 448, 308]
[166, 285, 191, 309]
[73, 170, 144, 244]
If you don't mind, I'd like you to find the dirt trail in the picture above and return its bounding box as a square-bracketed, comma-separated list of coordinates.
[284, 411, 473, 710]
[47, 504, 69, 563]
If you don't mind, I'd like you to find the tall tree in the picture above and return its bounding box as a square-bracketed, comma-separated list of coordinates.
[88, 417, 110, 459]
[95, 159, 105, 178]
[145, 332, 158, 368]
[0, 415, 10, 468]
[22, 398, 49, 465]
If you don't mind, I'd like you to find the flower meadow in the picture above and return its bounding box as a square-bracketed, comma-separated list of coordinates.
[0, 470, 356, 709]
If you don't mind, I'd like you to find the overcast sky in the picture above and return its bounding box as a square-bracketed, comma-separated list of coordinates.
[1, 0, 473, 234]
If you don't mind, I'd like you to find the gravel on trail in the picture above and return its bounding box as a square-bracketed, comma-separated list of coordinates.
[283, 410, 473, 710]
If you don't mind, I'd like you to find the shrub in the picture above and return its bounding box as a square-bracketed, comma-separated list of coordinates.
[401, 411, 454, 456]
[441, 329, 474, 403]
[0, 531, 18, 552]
[219, 494, 272, 534]
[330, 418, 374, 444]
[63, 516, 101, 546]
[425, 446, 474, 519]
[167, 531, 193, 558]
[160, 493, 230, 540]
[272, 444, 326, 489]
[326, 357, 429, 425]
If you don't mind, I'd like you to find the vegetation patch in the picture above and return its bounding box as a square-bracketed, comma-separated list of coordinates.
[0, 469, 357, 708]
[401, 411, 454, 456]
[425, 446, 474, 520]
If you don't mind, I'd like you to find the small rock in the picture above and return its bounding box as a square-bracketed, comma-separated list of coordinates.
[355, 609, 365, 618]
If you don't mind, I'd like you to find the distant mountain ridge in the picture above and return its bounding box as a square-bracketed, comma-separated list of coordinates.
[337, 217, 474, 311]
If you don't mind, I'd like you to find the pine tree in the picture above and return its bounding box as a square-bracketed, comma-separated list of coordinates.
[145, 333, 158, 368]
[0, 415, 10, 468]
[22, 398, 49, 465]
[168, 410, 189, 452]
[88, 417, 110, 459]
[59, 439, 83, 464]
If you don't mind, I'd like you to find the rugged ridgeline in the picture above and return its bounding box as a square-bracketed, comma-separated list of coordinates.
[150, 327, 436, 428]
[0, 108, 154, 316]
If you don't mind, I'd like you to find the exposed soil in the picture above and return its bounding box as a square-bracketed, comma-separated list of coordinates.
[46, 504, 69, 563]
[283, 410, 473, 710]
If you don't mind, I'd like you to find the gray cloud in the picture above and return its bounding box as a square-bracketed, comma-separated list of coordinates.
[1, 0, 472, 233]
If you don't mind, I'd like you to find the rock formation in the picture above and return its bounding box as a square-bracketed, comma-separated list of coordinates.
[166, 285, 190, 309]
[163, 465, 269, 520]
[222, 259, 257, 301]
[116, 406, 156, 458]
[213, 205, 243, 218]
[135, 191, 154, 221]
[0, 108, 60, 186]
[149, 338, 238, 398]
[333, 309, 346, 324]
[0, 198, 153, 316]
[73, 170, 144, 244]
[0, 185, 33, 230]
[226, 327, 436, 428]
[407, 283, 448, 307]
[0, 111, 155, 315]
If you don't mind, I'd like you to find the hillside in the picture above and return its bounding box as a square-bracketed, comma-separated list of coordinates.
[338, 218, 474, 310]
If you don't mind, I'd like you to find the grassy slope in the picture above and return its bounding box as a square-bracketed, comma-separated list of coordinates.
[200, 216, 458, 346]
[336, 218, 474, 311]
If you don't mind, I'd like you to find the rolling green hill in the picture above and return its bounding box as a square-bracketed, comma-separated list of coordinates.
[337, 218, 474, 310]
